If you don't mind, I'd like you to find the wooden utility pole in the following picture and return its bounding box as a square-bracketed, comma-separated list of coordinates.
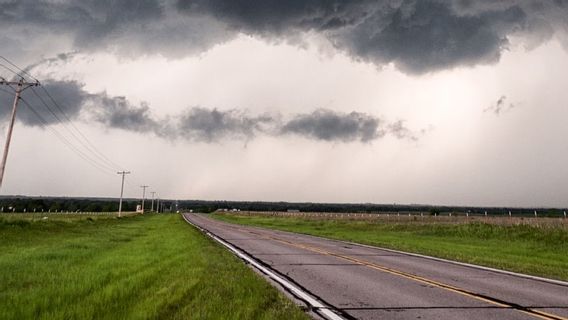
[0, 77, 39, 188]
[140, 185, 149, 214]
[117, 171, 131, 217]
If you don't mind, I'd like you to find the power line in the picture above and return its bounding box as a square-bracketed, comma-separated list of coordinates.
[0, 56, 135, 194]
[37, 86, 126, 171]
[0, 62, 33, 84]
[19, 97, 116, 176]
[28, 87, 117, 172]
[120, 168, 145, 191]
[0, 56, 39, 82]
[2, 55, 125, 173]
[0, 76, 18, 92]
[0, 62, 22, 78]
[0, 78, 40, 187]
[19, 97, 116, 177]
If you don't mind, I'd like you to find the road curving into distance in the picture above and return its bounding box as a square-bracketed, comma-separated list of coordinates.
[183, 213, 568, 320]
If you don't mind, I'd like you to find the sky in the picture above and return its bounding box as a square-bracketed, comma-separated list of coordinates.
[0, 0, 568, 207]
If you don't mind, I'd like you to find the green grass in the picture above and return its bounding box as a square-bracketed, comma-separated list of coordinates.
[212, 213, 568, 281]
[0, 214, 308, 320]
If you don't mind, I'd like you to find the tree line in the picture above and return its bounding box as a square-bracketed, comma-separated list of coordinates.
[0, 197, 139, 213]
[0, 197, 565, 217]
[178, 200, 566, 217]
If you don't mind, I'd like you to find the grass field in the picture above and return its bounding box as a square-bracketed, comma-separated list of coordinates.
[213, 212, 568, 281]
[0, 214, 308, 320]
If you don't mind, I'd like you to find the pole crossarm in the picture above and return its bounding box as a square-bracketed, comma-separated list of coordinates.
[0, 79, 40, 89]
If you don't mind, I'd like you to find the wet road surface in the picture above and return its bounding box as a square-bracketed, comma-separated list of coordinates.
[183, 213, 568, 320]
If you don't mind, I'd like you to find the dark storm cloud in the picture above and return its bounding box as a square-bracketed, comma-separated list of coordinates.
[2, 0, 568, 73]
[0, 0, 234, 59]
[334, 1, 525, 73]
[179, 0, 525, 72]
[177, 0, 372, 34]
[0, 0, 163, 46]
[281, 109, 383, 142]
[177, 0, 568, 73]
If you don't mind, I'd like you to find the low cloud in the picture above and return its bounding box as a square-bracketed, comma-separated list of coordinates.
[387, 120, 419, 141]
[89, 96, 162, 134]
[281, 109, 383, 142]
[0, 78, 164, 134]
[0, 77, 424, 144]
[177, 107, 275, 142]
[0, 80, 85, 127]
[112, 106, 423, 143]
[485, 95, 516, 115]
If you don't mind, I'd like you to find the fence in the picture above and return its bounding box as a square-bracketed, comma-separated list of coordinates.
[220, 211, 568, 228]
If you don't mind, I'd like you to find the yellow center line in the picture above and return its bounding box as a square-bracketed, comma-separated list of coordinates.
[241, 228, 567, 320]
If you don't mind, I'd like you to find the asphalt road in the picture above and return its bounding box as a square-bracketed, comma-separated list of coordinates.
[183, 213, 568, 320]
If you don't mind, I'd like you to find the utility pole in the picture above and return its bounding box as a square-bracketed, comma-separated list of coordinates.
[156, 198, 160, 213]
[150, 191, 156, 212]
[140, 185, 149, 214]
[0, 77, 40, 188]
[117, 171, 130, 217]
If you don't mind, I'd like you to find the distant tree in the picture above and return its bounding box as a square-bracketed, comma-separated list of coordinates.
[429, 208, 440, 215]
[49, 203, 61, 212]
[102, 203, 117, 212]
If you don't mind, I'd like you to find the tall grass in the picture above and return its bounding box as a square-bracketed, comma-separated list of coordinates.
[0, 214, 308, 320]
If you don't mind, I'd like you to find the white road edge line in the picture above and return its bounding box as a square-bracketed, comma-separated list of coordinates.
[266, 227, 568, 287]
[182, 214, 346, 320]
[347, 241, 568, 287]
